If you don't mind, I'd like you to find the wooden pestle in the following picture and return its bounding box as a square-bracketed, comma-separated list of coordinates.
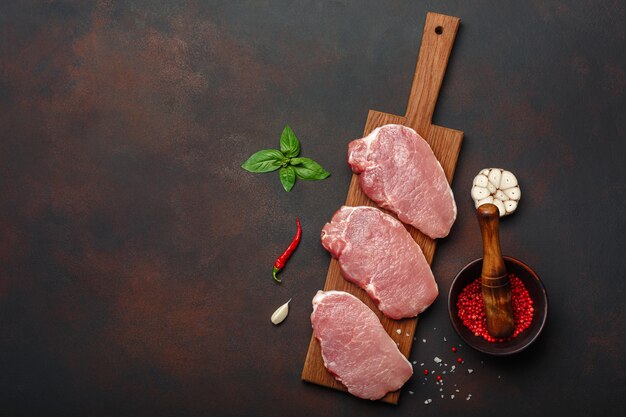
[477, 204, 515, 338]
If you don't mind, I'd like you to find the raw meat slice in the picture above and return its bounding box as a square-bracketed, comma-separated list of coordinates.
[321, 206, 438, 319]
[348, 124, 457, 239]
[310, 290, 413, 400]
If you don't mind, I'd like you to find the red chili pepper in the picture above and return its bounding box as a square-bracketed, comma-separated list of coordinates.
[273, 218, 302, 283]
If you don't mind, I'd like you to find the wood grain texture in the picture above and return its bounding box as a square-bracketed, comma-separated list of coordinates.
[477, 204, 515, 338]
[302, 13, 464, 404]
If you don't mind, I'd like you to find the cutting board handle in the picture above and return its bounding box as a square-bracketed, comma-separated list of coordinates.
[405, 12, 460, 132]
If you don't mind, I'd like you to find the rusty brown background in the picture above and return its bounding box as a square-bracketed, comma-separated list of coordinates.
[1, 1, 625, 416]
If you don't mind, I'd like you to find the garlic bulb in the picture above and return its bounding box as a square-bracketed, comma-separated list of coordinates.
[271, 299, 291, 325]
[471, 168, 521, 216]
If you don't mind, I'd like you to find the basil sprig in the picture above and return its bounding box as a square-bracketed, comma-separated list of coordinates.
[241, 125, 330, 192]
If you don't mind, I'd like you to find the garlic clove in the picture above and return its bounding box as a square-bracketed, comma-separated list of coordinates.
[480, 169, 490, 176]
[471, 186, 490, 200]
[494, 190, 508, 201]
[503, 186, 521, 201]
[488, 169, 502, 189]
[492, 199, 506, 217]
[475, 196, 494, 208]
[500, 170, 518, 190]
[473, 174, 488, 187]
[271, 299, 291, 325]
[504, 200, 518, 213]
[487, 182, 496, 194]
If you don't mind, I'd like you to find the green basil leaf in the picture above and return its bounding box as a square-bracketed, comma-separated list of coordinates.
[241, 149, 284, 173]
[279, 166, 296, 192]
[280, 125, 300, 158]
[291, 157, 330, 180]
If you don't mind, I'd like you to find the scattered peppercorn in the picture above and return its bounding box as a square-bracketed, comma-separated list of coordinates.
[457, 274, 534, 342]
[436, 375, 442, 381]
[424, 369, 429, 375]
[451, 347, 457, 352]
[457, 357, 463, 363]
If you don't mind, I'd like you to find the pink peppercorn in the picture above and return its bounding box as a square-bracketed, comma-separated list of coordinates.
[456, 274, 534, 343]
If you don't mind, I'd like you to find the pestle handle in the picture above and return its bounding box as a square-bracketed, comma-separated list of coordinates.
[476, 204, 515, 338]
[477, 204, 507, 278]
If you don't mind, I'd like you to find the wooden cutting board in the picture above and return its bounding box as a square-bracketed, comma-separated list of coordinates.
[301, 12, 464, 404]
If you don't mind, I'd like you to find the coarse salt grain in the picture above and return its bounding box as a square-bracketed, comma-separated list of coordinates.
[468, 369, 474, 374]
[443, 337, 447, 341]
[434, 357, 442, 363]
[409, 391, 414, 395]
[396, 329, 402, 334]
[422, 339, 426, 343]
[451, 395, 455, 399]
[406, 332, 410, 337]
[420, 363, 424, 366]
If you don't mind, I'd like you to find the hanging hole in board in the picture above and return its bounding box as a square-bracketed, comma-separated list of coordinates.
[435, 26, 443, 35]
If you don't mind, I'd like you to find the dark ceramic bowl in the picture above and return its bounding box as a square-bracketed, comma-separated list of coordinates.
[448, 257, 548, 355]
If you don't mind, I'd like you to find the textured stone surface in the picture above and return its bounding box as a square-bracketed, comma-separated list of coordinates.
[0, 1, 624, 416]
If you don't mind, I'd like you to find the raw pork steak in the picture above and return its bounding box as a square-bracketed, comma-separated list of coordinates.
[321, 206, 438, 319]
[310, 290, 413, 400]
[348, 124, 457, 239]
